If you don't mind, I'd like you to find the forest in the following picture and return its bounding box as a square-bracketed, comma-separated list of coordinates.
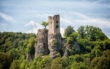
[0, 25, 110, 69]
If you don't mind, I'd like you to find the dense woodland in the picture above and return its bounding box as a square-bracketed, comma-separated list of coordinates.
[0, 25, 110, 69]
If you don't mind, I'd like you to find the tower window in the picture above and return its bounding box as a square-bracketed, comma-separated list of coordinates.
[56, 25, 59, 28]
[56, 21, 58, 23]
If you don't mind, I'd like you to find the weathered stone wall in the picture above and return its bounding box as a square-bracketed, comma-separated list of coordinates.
[34, 15, 65, 59]
[48, 15, 60, 35]
[48, 16, 53, 34]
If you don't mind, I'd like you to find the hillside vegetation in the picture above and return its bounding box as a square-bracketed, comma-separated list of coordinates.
[0, 25, 110, 69]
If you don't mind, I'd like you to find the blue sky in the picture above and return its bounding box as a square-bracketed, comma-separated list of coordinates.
[0, 0, 110, 37]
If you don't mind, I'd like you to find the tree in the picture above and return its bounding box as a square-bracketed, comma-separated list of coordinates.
[0, 53, 11, 69]
[69, 62, 88, 69]
[20, 60, 28, 69]
[74, 54, 84, 63]
[90, 57, 110, 69]
[8, 49, 20, 60]
[77, 26, 85, 38]
[77, 25, 108, 40]
[41, 21, 48, 29]
[10, 60, 20, 69]
[51, 57, 68, 69]
[102, 50, 110, 58]
[70, 32, 79, 41]
[64, 26, 75, 37]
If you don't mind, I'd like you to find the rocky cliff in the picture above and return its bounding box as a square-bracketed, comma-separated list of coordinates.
[34, 28, 49, 57]
[48, 33, 64, 59]
[34, 28, 65, 59]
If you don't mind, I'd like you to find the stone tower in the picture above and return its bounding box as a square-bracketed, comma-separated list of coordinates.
[48, 15, 60, 34]
[48, 15, 63, 59]
[34, 14, 64, 59]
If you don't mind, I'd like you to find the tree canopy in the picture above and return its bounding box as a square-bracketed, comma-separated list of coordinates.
[0, 25, 110, 69]
[41, 21, 48, 29]
[64, 26, 75, 37]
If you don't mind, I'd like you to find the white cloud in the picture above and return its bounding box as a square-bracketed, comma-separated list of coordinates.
[59, 12, 110, 38]
[72, 12, 89, 19]
[25, 20, 65, 37]
[60, 17, 72, 24]
[92, 0, 104, 4]
[25, 13, 110, 38]
[25, 20, 43, 34]
[60, 12, 110, 29]
[0, 12, 16, 23]
[26, 28, 38, 34]
[73, 12, 110, 28]
[25, 21, 35, 27]
[60, 27, 64, 37]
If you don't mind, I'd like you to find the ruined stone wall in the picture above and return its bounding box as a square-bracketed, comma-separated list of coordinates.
[48, 15, 63, 59]
[34, 15, 64, 59]
[48, 16, 53, 34]
[48, 15, 60, 35]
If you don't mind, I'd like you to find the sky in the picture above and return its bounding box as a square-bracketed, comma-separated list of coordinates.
[0, 0, 110, 37]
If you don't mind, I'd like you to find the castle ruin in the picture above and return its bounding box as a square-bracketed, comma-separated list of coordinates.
[34, 14, 64, 59]
[48, 15, 60, 34]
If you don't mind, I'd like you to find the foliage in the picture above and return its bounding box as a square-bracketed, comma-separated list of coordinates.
[67, 54, 89, 69]
[77, 26, 85, 38]
[10, 60, 20, 69]
[0, 53, 11, 69]
[0, 32, 36, 69]
[41, 21, 48, 28]
[64, 26, 75, 37]
[90, 56, 110, 69]
[0, 32, 35, 53]
[25, 37, 35, 54]
[77, 25, 108, 40]
[52, 39, 57, 46]
[0, 25, 110, 69]
[51, 57, 68, 69]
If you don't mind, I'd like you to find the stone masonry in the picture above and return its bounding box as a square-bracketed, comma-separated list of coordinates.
[34, 14, 64, 59]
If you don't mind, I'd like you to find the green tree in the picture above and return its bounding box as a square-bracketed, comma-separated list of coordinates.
[41, 21, 48, 29]
[51, 57, 68, 69]
[10, 60, 20, 69]
[74, 54, 84, 63]
[8, 49, 20, 60]
[70, 32, 79, 42]
[39, 56, 51, 68]
[64, 26, 75, 37]
[77, 26, 85, 38]
[77, 25, 108, 40]
[20, 60, 28, 69]
[69, 62, 88, 69]
[102, 50, 110, 58]
[25, 37, 35, 55]
[90, 57, 110, 69]
[0, 53, 11, 69]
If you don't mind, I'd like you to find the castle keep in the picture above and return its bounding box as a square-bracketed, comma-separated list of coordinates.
[34, 14, 64, 59]
[48, 15, 60, 34]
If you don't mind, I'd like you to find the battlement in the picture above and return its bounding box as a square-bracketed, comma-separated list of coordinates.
[48, 14, 60, 34]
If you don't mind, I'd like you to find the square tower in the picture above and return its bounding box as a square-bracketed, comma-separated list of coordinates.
[48, 15, 60, 34]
